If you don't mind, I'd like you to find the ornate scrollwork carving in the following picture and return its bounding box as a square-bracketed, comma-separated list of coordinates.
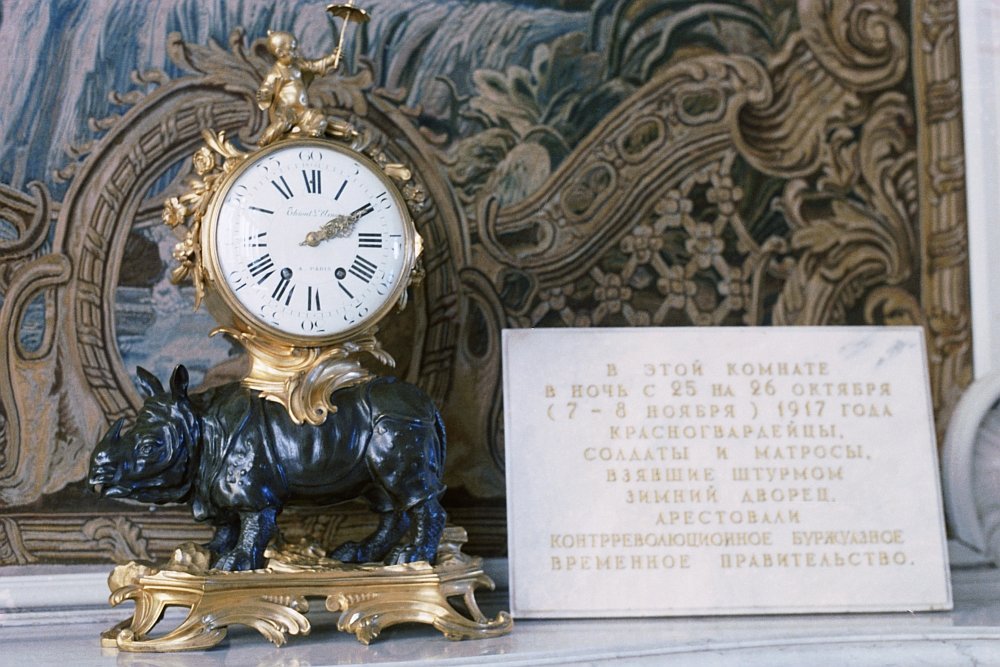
[213, 325, 394, 425]
[102, 529, 511, 651]
[81, 517, 152, 562]
[0, 0, 971, 562]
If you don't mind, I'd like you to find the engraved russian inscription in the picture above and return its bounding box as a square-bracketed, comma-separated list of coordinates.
[504, 328, 951, 616]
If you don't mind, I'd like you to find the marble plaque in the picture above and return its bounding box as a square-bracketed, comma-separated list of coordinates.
[503, 327, 952, 617]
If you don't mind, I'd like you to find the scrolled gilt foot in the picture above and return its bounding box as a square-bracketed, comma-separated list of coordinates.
[101, 529, 511, 651]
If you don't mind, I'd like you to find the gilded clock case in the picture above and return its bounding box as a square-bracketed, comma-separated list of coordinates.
[200, 137, 418, 348]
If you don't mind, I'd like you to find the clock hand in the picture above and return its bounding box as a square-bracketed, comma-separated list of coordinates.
[301, 212, 360, 247]
[300, 203, 373, 246]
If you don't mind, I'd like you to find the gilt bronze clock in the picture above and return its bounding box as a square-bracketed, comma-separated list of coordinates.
[193, 136, 423, 424]
[162, 4, 423, 425]
[87, 2, 512, 651]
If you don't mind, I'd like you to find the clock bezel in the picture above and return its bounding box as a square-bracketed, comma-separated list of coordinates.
[200, 137, 418, 347]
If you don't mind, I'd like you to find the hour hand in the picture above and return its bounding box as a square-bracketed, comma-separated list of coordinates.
[300, 203, 374, 247]
[301, 213, 356, 247]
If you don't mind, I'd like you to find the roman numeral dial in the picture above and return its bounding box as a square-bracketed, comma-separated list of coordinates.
[358, 232, 382, 248]
[271, 267, 295, 305]
[271, 176, 294, 199]
[211, 140, 415, 340]
[348, 255, 377, 283]
[248, 254, 275, 282]
[302, 169, 321, 194]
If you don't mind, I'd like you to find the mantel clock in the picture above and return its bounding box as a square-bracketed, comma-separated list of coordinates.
[88, 2, 512, 651]
[163, 3, 422, 426]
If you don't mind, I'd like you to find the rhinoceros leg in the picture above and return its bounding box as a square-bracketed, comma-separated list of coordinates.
[362, 414, 447, 564]
[328, 510, 411, 563]
[386, 497, 447, 565]
[203, 520, 239, 555]
[212, 507, 277, 571]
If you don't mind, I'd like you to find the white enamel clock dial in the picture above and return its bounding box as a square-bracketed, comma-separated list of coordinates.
[206, 140, 414, 342]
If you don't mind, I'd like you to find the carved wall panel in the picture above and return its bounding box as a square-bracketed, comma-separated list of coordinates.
[0, 0, 970, 563]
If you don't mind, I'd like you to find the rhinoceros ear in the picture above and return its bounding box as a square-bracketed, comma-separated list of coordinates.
[135, 367, 164, 397]
[170, 365, 190, 401]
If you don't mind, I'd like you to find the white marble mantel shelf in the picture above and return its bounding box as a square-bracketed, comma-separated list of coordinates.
[2, 563, 1000, 666]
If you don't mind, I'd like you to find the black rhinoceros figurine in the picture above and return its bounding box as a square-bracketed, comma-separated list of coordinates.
[88, 365, 446, 571]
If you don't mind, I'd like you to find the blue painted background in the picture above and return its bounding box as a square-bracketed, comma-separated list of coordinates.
[1, 0, 601, 387]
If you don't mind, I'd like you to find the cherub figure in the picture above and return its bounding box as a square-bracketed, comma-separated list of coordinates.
[256, 30, 338, 146]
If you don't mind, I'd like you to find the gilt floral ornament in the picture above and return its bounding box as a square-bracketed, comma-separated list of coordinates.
[162, 196, 186, 228]
[160, 130, 247, 307]
[192, 146, 217, 175]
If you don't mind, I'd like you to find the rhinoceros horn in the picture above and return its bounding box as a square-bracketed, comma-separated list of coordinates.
[170, 365, 189, 401]
[107, 417, 125, 443]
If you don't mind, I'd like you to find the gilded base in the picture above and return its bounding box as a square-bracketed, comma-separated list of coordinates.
[100, 526, 512, 652]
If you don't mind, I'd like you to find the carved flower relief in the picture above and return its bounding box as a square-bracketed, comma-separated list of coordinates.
[548, 155, 760, 331]
[593, 271, 630, 315]
[654, 265, 696, 322]
[170, 234, 207, 308]
[706, 174, 743, 218]
[158, 136, 241, 309]
[192, 146, 217, 175]
[685, 222, 725, 270]
[656, 265, 694, 300]
[718, 266, 754, 317]
[541, 285, 571, 311]
[620, 224, 663, 265]
[162, 196, 187, 228]
[529, 284, 583, 326]
[186, 173, 221, 221]
[170, 235, 198, 281]
[161, 148, 223, 232]
[653, 189, 694, 229]
[590, 268, 649, 326]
